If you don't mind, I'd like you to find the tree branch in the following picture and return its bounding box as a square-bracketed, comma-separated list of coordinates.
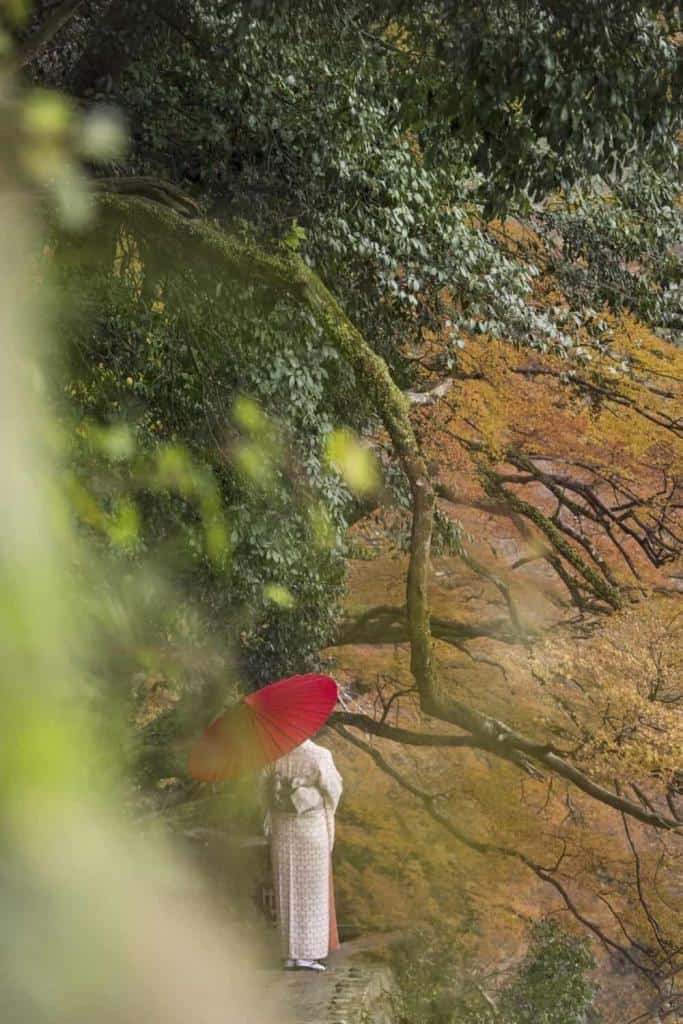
[329, 710, 483, 749]
[92, 177, 200, 218]
[12, 0, 85, 70]
[480, 465, 622, 609]
[334, 723, 661, 983]
[86, 189, 682, 836]
[335, 604, 518, 646]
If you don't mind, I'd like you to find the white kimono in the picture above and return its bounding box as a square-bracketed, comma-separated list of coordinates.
[264, 740, 343, 960]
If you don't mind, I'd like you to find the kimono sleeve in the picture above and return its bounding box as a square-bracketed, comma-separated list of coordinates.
[318, 749, 343, 813]
[317, 747, 342, 850]
[260, 765, 273, 839]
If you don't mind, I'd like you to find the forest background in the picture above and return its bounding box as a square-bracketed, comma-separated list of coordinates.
[2, 2, 682, 1022]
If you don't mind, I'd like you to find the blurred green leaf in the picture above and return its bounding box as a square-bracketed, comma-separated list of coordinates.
[309, 503, 337, 550]
[89, 422, 136, 462]
[233, 441, 274, 489]
[263, 582, 296, 609]
[325, 427, 380, 496]
[53, 171, 95, 230]
[202, 509, 231, 567]
[107, 498, 139, 551]
[23, 90, 73, 138]
[65, 476, 105, 530]
[3, 0, 30, 26]
[79, 108, 128, 162]
[19, 139, 69, 184]
[232, 395, 269, 436]
[154, 445, 198, 496]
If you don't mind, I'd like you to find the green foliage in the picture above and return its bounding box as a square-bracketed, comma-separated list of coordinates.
[53, 260, 365, 689]
[394, 919, 597, 1024]
[421, 2, 681, 211]
[392, 921, 473, 1024]
[29, 2, 681, 360]
[92, 0, 678, 369]
[283, 219, 307, 252]
[534, 165, 682, 341]
[112, 4, 573, 361]
[497, 920, 597, 1024]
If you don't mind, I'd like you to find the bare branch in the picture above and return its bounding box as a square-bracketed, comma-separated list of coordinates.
[329, 710, 481, 748]
[619, 789, 671, 954]
[334, 723, 659, 982]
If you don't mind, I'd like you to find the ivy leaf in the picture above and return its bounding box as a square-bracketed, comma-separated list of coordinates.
[283, 219, 307, 251]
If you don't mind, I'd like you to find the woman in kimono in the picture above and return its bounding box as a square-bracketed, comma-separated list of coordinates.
[264, 738, 343, 971]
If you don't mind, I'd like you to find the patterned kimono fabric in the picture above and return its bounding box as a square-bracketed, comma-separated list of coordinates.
[265, 740, 343, 961]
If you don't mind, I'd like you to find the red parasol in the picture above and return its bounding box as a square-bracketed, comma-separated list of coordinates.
[188, 673, 338, 782]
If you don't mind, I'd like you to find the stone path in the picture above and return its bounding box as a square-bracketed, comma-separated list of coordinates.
[269, 937, 396, 1024]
